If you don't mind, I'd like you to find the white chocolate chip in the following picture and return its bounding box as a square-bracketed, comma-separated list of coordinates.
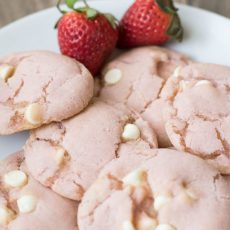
[122, 220, 135, 230]
[137, 214, 157, 230]
[24, 103, 43, 125]
[17, 195, 37, 213]
[154, 195, 172, 211]
[172, 67, 182, 79]
[0, 64, 15, 81]
[123, 169, 147, 187]
[55, 147, 69, 165]
[195, 80, 212, 87]
[160, 53, 169, 62]
[122, 124, 140, 142]
[0, 207, 15, 225]
[155, 224, 176, 230]
[179, 80, 190, 91]
[185, 189, 197, 200]
[4, 170, 28, 188]
[104, 68, 122, 85]
[179, 188, 198, 203]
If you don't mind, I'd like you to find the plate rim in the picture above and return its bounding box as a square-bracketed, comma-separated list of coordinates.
[1, 2, 230, 33]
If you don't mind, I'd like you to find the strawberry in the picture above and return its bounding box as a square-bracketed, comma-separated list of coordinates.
[56, 0, 119, 75]
[118, 0, 183, 48]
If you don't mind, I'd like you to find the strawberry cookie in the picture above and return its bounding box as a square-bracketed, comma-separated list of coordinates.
[161, 63, 230, 174]
[99, 46, 189, 147]
[0, 152, 78, 230]
[0, 51, 94, 135]
[24, 100, 158, 201]
[78, 149, 230, 230]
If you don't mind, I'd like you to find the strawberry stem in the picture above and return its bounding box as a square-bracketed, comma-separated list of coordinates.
[65, 0, 78, 9]
[55, 0, 118, 30]
[56, 0, 67, 14]
[82, 0, 89, 8]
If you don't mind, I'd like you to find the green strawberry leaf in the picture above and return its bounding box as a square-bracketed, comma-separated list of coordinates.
[167, 14, 183, 42]
[76, 7, 88, 13]
[156, 0, 178, 14]
[86, 8, 98, 19]
[104, 13, 119, 29]
[156, 0, 183, 42]
[65, 0, 78, 9]
[54, 17, 61, 29]
[55, 0, 117, 30]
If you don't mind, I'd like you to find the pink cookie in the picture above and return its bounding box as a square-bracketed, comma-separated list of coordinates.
[24, 100, 158, 201]
[98, 46, 190, 147]
[78, 149, 230, 230]
[0, 152, 78, 230]
[161, 63, 230, 174]
[0, 51, 94, 135]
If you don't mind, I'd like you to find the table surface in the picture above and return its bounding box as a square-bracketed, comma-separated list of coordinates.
[0, 0, 230, 28]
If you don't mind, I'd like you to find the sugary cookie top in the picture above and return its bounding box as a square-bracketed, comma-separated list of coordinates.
[0, 152, 78, 230]
[78, 149, 230, 230]
[0, 51, 94, 135]
[99, 46, 189, 113]
[24, 100, 158, 201]
[97, 46, 189, 148]
[161, 63, 230, 174]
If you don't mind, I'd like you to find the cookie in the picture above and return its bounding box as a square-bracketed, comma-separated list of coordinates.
[161, 63, 230, 174]
[78, 149, 230, 230]
[98, 46, 189, 147]
[0, 152, 78, 230]
[24, 100, 158, 201]
[142, 98, 171, 147]
[0, 51, 94, 135]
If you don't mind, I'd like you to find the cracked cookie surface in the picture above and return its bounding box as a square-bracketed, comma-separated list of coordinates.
[0, 51, 94, 135]
[162, 63, 230, 174]
[24, 100, 158, 201]
[98, 46, 190, 147]
[0, 152, 78, 230]
[78, 149, 230, 230]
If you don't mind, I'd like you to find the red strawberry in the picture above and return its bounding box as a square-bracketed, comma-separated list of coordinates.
[118, 0, 183, 48]
[56, 0, 119, 75]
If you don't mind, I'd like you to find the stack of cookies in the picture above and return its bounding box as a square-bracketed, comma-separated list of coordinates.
[0, 47, 230, 230]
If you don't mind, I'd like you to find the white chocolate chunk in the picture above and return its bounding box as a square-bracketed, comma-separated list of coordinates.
[155, 224, 176, 230]
[4, 170, 28, 188]
[104, 68, 122, 85]
[172, 67, 182, 79]
[183, 188, 198, 201]
[179, 80, 190, 91]
[24, 103, 43, 125]
[160, 53, 169, 62]
[137, 214, 157, 230]
[0, 207, 15, 225]
[180, 188, 198, 204]
[17, 195, 37, 213]
[195, 80, 212, 87]
[123, 169, 147, 187]
[122, 124, 140, 142]
[154, 195, 172, 211]
[55, 147, 69, 165]
[122, 220, 135, 230]
[0, 64, 15, 81]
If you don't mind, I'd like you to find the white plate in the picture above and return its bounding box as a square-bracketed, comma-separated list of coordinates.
[1, 0, 230, 158]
